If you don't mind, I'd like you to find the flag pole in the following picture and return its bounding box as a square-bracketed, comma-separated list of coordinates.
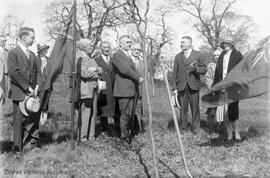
[70, 0, 77, 150]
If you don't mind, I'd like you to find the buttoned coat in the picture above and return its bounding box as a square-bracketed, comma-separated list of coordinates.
[8, 46, 41, 101]
[172, 49, 207, 91]
[112, 49, 141, 97]
[75, 50, 100, 100]
[94, 55, 115, 117]
[213, 49, 243, 121]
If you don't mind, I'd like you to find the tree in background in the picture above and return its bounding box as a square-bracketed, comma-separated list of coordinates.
[124, 0, 159, 177]
[147, 9, 172, 80]
[173, 0, 257, 51]
[0, 15, 25, 48]
[44, 0, 128, 52]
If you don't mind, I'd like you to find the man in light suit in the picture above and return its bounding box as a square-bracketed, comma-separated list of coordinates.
[8, 27, 42, 153]
[94, 41, 115, 134]
[112, 35, 144, 140]
[75, 38, 103, 142]
[172, 36, 207, 134]
[0, 35, 8, 120]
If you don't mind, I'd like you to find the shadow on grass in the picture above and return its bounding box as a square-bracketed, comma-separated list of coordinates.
[135, 148, 151, 178]
[0, 140, 13, 153]
[198, 125, 261, 147]
[158, 159, 180, 178]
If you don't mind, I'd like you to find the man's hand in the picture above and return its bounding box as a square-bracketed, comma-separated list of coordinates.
[96, 67, 103, 75]
[28, 87, 34, 96]
[139, 77, 144, 83]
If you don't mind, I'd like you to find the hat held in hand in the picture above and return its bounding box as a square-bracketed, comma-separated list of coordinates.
[97, 79, 107, 93]
[19, 96, 40, 116]
[171, 94, 181, 109]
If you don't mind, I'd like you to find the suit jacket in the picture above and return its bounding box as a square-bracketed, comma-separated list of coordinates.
[94, 55, 115, 116]
[172, 49, 207, 91]
[76, 50, 99, 100]
[112, 49, 141, 97]
[8, 46, 41, 101]
[213, 49, 243, 120]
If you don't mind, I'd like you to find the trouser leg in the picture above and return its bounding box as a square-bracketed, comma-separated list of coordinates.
[80, 98, 93, 139]
[178, 88, 188, 130]
[188, 88, 200, 133]
[100, 117, 108, 131]
[13, 101, 25, 151]
[118, 97, 133, 138]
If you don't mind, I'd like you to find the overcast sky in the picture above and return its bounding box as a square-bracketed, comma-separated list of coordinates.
[0, 0, 269, 52]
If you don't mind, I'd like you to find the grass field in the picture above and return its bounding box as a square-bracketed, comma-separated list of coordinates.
[0, 77, 270, 178]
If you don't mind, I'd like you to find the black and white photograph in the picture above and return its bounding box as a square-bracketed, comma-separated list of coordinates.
[0, 0, 269, 177]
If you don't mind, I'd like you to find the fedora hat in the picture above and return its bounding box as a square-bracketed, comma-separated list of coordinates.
[37, 43, 50, 53]
[97, 79, 107, 93]
[220, 36, 235, 49]
[19, 96, 40, 116]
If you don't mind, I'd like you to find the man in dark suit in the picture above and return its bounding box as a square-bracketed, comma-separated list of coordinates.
[94, 41, 115, 134]
[8, 27, 41, 153]
[112, 35, 144, 140]
[172, 36, 207, 134]
[213, 37, 243, 141]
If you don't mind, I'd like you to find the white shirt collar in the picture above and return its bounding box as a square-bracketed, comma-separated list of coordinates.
[120, 48, 130, 57]
[101, 54, 110, 63]
[18, 42, 29, 54]
[225, 49, 232, 55]
[102, 54, 109, 59]
[185, 48, 192, 56]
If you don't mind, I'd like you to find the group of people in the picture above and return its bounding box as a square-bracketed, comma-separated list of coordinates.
[72, 36, 145, 143]
[172, 36, 242, 141]
[0, 26, 243, 154]
[0, 28, 146, 154]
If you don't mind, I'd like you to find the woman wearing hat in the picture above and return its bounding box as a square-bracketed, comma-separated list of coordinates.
[213, 37, 243, 141]
[37, 43, 50, 124]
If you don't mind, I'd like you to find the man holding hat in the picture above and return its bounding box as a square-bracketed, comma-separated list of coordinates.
[172, 36, 207, 135]
[213, 36, 243, 141]
[8, 27, 42, 153]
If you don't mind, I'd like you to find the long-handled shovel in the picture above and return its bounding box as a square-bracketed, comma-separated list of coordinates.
[161, 62, 193, 178]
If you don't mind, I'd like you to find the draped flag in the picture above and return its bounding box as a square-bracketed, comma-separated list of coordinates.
[202, 36, 270, 107]
[39, 6, 75, 102]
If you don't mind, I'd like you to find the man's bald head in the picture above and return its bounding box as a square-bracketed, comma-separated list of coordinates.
[77, 38, 93, 54]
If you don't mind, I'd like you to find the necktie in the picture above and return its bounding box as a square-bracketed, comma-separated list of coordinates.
[106, 56, 110, 65]
[184, 51, 189, 59]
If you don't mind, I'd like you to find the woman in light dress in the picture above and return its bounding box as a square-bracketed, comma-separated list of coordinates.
[205, 48, 222, 133]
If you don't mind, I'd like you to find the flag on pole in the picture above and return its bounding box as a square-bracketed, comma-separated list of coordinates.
[202, 36, 270, 107]
[39, 5, 75, 102]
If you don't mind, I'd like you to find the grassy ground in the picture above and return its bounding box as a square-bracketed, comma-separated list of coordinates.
[0, 78, 269, 178]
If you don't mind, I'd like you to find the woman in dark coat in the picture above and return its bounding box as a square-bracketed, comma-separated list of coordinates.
[213, 37, 243, 141]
